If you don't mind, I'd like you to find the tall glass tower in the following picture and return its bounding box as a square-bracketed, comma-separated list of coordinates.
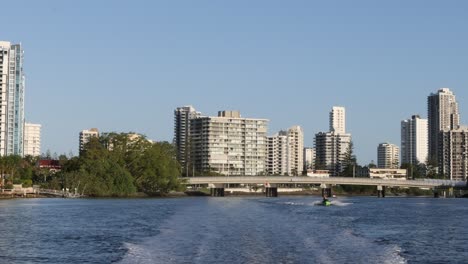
[0, 41, 25, 156]
[174, 106, 200, 176]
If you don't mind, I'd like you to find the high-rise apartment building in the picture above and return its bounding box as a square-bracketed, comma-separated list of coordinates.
[286, 126, 304, 176]
[303, 147, 315, 172]
[190, 111, 268, 176]
[315, 132, 351, 176]
[173, 106, 200, 175]
[0, 41, 25, 156]
[377, 143, 400, 169]
[267, 131, 288, 175]
[315, 106, 351, 176]
[266, 126, 304, 176]
[79, 128, 99, 153]
[23, 123, 41, 157]
[428, 88, 460, 163]
[439, 127, 468, 181]
[330, 106, 346, 134]
[401, 115, 428, 165]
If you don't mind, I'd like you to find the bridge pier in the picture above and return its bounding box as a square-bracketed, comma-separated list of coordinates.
[433, 187, 455, 198]
[209, 184, 225, 197]
[265, 187, 278, 197]
[377, 185, 386, 198]
[320, 184, 332, 198]
[265, 183, 278, 197]
[210, 188, 225, 197]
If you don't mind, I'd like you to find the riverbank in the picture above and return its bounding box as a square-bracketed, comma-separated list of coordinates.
[0, 193, 49, 199]
[184, 188, 439, 197]
[1, 188, 463, 199]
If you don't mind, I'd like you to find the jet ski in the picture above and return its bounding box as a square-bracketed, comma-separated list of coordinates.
[316, 195, 332, 206]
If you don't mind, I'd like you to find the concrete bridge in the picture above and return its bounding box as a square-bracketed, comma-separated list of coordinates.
[183, 176, 467, 197]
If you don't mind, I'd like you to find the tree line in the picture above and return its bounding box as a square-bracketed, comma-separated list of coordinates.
[1, 133, 184, 197]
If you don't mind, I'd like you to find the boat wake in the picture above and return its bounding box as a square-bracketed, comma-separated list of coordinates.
[330, 200, 353, 207]
[119, 242, 154, 264]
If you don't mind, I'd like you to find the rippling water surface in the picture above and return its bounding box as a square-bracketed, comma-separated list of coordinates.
[0, 196, 466, 263]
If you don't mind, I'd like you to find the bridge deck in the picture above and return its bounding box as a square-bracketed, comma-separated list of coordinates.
[183, 176, 466, 188]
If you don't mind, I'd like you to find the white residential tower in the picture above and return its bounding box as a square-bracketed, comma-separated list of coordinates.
[23, 123, 41, 157]
[401, 115, 428, 165]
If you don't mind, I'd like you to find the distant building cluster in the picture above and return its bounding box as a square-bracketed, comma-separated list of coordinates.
[429, 89, 467, 181]
[174, 106, 307, 176]
[0, 41, 41, 157]
[174, 105, 352, 177]
[372, 88, 466, 181]
[171, 87, 468, 181]
[395, 88, 467, 181]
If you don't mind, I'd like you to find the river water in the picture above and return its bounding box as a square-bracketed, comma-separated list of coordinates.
[0, 196, 466, 264]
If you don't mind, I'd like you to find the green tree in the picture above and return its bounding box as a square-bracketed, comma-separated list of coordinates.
[425, 157, 442, 179]
[401, 161, 426, 179]
[6, 155, 22, 181]
[314, 156, 327, 171]
[76, 136, 136, 196]
[341, 141, 357, 177]
[133, 142, 182, 195]
[38, 132, 183, 196]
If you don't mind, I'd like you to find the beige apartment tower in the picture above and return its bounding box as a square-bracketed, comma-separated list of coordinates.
[377, 143, 400, 169]
[79, 128, 99, 154]
[303, 147, 316, 172]
[267, 131, 288, 175]
[23, 123, 41, 157]
[190, 111, 268, 176]
[266, 126, 304, 176]
[330, 106, 346, 134]
[286, 126, 304, 176]
[439, 128, 468, 181]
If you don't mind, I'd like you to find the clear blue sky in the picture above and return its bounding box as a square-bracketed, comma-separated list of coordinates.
[3, 0, 468, 164]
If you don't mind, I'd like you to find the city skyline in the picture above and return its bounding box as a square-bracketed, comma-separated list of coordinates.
[1, 3, 468, 264]
[2, 1, 468, 163]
